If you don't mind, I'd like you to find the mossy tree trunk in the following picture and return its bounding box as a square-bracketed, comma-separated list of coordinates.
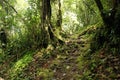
[40, 0, 63, 48]
[95, 0, 120, 26]
[93, 0, 120, 53]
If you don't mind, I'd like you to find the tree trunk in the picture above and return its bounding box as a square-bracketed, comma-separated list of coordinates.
[93, 0, 120, 54]
[40, 0, 64, 48]
[94, 0, 120, 26]
[56, 0, 62, 29]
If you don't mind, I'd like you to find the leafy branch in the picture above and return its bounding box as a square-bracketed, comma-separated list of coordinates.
[3, 0, 18, 14]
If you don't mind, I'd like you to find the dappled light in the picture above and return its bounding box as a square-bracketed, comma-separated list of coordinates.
[0, 0, 120, 79]
[15, 0, 29, 12]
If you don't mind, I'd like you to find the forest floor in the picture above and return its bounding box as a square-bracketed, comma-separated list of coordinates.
[0, 29, 91, 80]
[18, 33, 90, 80]
[0, 26, 120, 80]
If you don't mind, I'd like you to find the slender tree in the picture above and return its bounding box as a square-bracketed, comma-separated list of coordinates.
[56, 0, 62, 29]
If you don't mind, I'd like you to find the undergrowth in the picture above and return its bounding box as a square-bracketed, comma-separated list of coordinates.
[80, 24, 120, 79]
[1, 24, 120, 80]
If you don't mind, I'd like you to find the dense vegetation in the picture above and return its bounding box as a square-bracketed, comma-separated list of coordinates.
[0, 0, 120, 80]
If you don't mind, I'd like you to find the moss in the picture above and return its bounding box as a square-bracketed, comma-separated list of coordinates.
[8, 51, 33, 80]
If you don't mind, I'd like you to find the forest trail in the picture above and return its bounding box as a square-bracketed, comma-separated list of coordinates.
[49, 35, 89, 79]
[0, 27, 92, 80]
[1, 0, 120, 79]
[23, 34, 90, 80]
[1, 26, 120, 79]
[50, 40, 82, 79]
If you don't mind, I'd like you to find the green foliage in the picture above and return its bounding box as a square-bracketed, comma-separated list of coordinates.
[90, 5, 120, 54]
[0, 0, 42, 57]
[1, 0, 120, 80]
[8, 51, 33, 80]
[77, 0, 101, 26]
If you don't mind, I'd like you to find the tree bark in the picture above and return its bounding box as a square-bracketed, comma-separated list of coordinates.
[93, 0, 120, 53]
[94, 0, 108, 25]
[95, 0, 120, 26]
[56, 0, 62, 28]
[41, 0, 64, 48]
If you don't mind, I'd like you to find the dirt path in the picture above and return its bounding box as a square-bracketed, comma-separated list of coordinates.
[25, 38, 85, 80]
[7, 37, 86, 80]
[48, 39, 85, 80]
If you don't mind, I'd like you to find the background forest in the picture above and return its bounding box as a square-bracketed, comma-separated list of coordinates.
[0, 0, 120, 80]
